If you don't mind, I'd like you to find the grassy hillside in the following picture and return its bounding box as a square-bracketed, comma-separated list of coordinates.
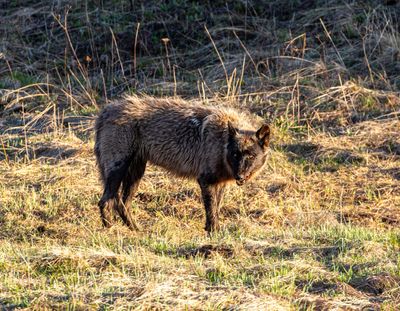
[1, 0, 399, 309]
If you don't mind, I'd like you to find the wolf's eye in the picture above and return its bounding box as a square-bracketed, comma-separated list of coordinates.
[233, 152, 240, 159]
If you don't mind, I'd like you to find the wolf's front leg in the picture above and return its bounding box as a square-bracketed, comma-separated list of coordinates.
[198, 176, 225, 233]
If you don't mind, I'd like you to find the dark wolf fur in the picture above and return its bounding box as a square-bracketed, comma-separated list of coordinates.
[94, 95, 270, 232]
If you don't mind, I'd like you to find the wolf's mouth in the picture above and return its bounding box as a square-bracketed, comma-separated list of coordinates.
[236, 178, 246, 186]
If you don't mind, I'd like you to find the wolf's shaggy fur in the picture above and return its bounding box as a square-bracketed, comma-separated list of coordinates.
[95, 96, 270, 232]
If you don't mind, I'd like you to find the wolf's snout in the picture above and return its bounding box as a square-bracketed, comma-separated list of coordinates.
[236, 177, 246, 186]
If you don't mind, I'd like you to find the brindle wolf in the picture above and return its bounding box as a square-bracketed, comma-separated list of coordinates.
[95, 96, 270, 232]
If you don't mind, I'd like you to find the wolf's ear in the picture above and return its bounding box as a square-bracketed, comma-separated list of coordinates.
[256, 124, 270, 148]
[228, 121, 238, 137]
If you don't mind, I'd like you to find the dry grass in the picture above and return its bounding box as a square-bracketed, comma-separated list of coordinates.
[1, 0, 400, 310]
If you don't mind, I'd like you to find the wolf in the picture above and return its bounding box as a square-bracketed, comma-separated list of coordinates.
[94, 95, 270, 232]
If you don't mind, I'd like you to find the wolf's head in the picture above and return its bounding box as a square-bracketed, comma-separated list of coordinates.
[226, 122, 270, 186]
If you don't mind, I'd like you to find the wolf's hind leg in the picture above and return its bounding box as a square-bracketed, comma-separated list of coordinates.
[117, 156, 147, 230]
[98, 159, 130, 228]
